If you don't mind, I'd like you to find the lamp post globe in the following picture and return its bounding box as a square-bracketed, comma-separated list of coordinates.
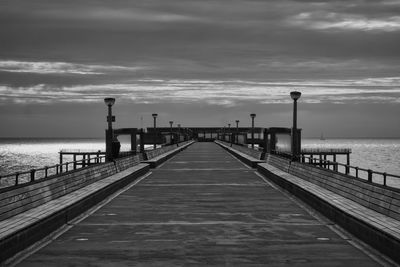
[104, 97, 115, 107]
[290, 91, 301, 101]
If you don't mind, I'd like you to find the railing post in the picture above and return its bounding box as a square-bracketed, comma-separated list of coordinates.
[66, 163, 69, 172]
[15, 173, 19, 186]
[355, 167, 358, 178]
[383, 172, 387, 186]
[367, 169, 372, 183]
[30, 169, 35, 182]
[345, 165, 349, 175]
[56, 165, 59, 175]
[45, 166, 48, 178]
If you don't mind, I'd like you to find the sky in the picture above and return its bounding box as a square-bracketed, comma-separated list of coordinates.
[0, 0, 399, 138]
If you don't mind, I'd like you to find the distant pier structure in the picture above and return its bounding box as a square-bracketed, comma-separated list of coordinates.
[59, 150, 106, 171]
[59, 126, 351, 173]
[300, 148, 352, 174]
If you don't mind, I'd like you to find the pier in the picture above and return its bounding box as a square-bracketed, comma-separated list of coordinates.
[1, 100, 400, 265]
[5, 143, 389, 266]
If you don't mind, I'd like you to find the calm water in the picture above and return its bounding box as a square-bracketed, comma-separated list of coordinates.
[302, 138, 400, 175]
[1, 138, 399, 186]
[0, 138, 105, 176]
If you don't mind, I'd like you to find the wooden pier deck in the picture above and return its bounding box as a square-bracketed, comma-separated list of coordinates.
[16, 142, 388, 266]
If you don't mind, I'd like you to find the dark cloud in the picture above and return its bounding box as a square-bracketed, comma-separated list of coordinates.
[0, 0, 399, 137]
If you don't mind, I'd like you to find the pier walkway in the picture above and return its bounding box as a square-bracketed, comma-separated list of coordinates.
[16, 143, 387, 266]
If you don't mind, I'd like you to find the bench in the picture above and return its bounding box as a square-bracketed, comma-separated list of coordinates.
[0, 155, 150, 263]
[215, 140, 264, 168]
[257, 156, 400, 263]
[143, 141, 195, 168]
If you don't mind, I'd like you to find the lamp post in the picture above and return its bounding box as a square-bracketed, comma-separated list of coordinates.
[235, 120, 239, 144]
[290, 91, 301, 161]
[152, 113, 158, 149]
[177, 124, 181, 143]
[104, 98, 116, 161]
[250, 113, 256, 149]
[169, 121, 173, 145]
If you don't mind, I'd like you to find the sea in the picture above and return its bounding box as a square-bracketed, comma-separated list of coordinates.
[0, 138, 399, 188]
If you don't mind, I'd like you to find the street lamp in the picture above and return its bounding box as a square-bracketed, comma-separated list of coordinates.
[152, 113, 158, 149]
[104, 98, 115, 161]
[290, 91, 301, 161]
[177, 124, 181, 143]
[235, 120, 239, 144]
[250, 113, 256, 149]
[169, 121, 173, 145]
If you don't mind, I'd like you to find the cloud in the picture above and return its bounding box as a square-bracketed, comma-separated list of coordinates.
[0, 60, 143, 75]
[288, 11, 400, 31]
[1, 77, 399, 105]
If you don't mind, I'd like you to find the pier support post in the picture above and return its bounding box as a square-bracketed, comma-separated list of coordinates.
[345, 153, 350, 175]
[131, 129, 137, 154]
[30, 169, 35, 182]
[139, 129, 145, 153]
[367, 169, 373, 183]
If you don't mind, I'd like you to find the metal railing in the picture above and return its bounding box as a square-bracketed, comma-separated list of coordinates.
[0, 142, 191, 190]
[271, 149, 400, 188]
[301, 148, 352, 154]
[301, 154, 400, 188]
[0, 155, 107, 190]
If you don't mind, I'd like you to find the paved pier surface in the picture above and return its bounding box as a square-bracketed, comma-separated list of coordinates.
[17, 143, 386, 266]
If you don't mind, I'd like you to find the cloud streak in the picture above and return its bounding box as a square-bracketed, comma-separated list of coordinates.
[288, 12, 400, 32]
[1, 77, 399, 105]
[0, 60, 143, 75]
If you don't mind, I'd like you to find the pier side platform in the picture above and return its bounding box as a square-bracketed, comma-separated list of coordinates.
[257, 158, 400, 264]
[214, 140, 400, 264]
[0, 155, 150, 264]
[12, 142, 392, 266]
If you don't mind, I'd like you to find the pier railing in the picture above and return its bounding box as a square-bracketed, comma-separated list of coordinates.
[300, 148, 352, 154]
[0, 141, 191, 190]
[0, 154, 107, 189]
[301, 154, 400, 188]
[269, 149, 400, 188]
